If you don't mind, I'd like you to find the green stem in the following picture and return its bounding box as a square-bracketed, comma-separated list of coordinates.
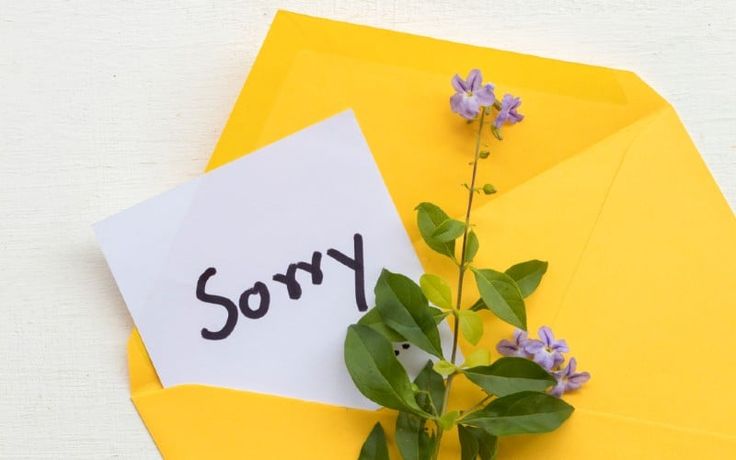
[432, 109, 487, 459]
[461, 395, 492, 418]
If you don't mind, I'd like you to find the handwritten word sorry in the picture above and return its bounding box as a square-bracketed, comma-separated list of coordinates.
[195, 233, 368, 340]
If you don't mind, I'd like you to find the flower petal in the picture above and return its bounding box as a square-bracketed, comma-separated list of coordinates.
[466, 69, 482, 91]
[496, 339, 519, 356]
[552, 339, 570, 353]
[459, 95, 480, 119]
[524, 339, 544, 353]
[451, 74, 467, 93]
[538, 326, 554, 346]
[450, 93, 464, 113]
[474, 84, 495, 106]
[568, 372, 591, 388]
[513, 328, 528, 346]
[530, 350, 555, 370]
[493, 111, 507, 129]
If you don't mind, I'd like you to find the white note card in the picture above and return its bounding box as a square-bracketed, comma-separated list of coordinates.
[95, 111, 455, 409]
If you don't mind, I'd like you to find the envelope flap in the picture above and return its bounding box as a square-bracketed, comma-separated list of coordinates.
[552, 105, 736, 437]
[446, 110, 660, 334]
[275, 10, 647, 105]
[207, 11, 667, 245]
[210, 11, 664, 168]
[461, 103, 736, 439]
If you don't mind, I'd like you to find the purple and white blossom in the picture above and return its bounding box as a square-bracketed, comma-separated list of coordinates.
[450, 69, 495, 120]
[493, 93, 524, 128]
[524, 326, 569, 371]
[550, 358, 591, 397]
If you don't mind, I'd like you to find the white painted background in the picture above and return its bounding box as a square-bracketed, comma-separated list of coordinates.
[1, 1, 734, 458]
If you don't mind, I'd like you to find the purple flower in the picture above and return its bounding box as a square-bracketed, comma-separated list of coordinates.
[493, 94, 524, 128]
[550, 358, 591, 397]
[524, 326, 569, 371]
[496, 329, 529, 358]
[450, 69, 495, 120]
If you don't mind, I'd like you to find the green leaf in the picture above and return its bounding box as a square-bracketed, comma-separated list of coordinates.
[458, 425, 479, 460]
[464, 231, 479, 264]
[458, 425, 497, 460]
[458, 310, 484, 345]
[505, 260, 548, 298]
[464, 357, 555, 397]
[478, 434, 498, 460]
[419, 274, 454, 310]
[396, 412, 434, 460]
[433, 360, 456, 377]
[416, 202, 456, 259]
[358, 423, 390, 460]
[375, 270, 444, 358]
[461, 349, 491, 369]
[438, 410, 460, 430]
[462, 391, 574, 436]
[471, 268, 527, 330]
[431, 219, 466, 243]
[430, 307, 450, 324]
[358, 307, 404, 342]
[413, 361, 445, 415]
[469, 298, 486, 312]
[344, 324, 426, 415]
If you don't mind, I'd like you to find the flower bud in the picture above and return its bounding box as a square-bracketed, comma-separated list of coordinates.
[482, 184, 497, 195]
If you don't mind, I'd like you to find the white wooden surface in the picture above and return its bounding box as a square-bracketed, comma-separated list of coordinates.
[1, 1, 733, 458]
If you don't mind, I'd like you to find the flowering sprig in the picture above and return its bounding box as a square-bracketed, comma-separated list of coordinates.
[346, 69, 587, 460]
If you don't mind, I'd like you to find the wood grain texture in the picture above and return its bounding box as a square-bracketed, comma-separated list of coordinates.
[0, 1, 733, 458]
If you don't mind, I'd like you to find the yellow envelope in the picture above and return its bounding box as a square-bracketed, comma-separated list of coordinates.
[127, 11, 736, 458]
